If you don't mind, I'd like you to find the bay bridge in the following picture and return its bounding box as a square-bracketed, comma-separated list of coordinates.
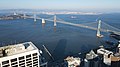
[23, 13, 120, 37]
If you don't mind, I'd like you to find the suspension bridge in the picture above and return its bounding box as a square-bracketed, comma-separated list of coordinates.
[24, 14, 120, 37]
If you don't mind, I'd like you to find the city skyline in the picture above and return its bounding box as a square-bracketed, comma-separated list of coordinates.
[0, 0, 120, 12]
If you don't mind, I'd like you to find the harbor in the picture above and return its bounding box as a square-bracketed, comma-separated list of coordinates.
[0, 12, 120, 67]
[0, 0, 120, 67]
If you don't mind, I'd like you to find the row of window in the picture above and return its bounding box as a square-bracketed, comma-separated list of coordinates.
[1, 53, 38, 67]
[33, 53, 38, 67]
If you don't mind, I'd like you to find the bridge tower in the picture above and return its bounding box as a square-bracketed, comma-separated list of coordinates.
[54, 15, 57, 27]
[13, 12, 17, 15]
[97, 20, 103, 37]
[34, 14, 36, 22]
[23, 13, 26, 19]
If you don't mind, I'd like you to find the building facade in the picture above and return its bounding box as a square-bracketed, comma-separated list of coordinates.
[0, 42, 40, 67]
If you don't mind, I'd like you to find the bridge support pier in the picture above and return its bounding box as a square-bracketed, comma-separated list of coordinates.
[42, 19, 45, 28]
[42, 19, 45, 24]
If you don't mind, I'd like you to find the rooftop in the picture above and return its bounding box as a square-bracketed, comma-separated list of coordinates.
[86, 50, 98, 60]
[97, 48, 113, 55]
[0, 42, 38, 58]
[65, 56, 81, 67]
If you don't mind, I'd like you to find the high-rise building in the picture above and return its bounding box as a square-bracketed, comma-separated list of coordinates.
[97, 48, 113, 66]
[0, 42, 40, 67]
[84, 50, 100, 67]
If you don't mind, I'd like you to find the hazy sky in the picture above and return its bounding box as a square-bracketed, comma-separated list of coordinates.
[0, 0, 120, 12]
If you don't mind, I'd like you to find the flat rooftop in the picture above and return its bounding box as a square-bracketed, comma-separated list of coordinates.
[0, 42, 38, 58]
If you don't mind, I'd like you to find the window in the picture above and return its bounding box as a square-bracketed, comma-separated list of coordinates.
[26, 54, 31, 58]
[11, 58, 17, 62]
[33, 53, 37, 56]
[19, 56, 24, 60]
[2, 60, 9, 65]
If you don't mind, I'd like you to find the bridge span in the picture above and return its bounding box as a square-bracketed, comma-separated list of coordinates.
[25, 15, 120, 35]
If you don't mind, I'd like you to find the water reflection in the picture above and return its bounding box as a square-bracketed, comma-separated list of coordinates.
[54, 26, 57, 32]
[42, 23, 45, 28]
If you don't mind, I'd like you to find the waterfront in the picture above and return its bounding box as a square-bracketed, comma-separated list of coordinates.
[0, 13, 120, 61]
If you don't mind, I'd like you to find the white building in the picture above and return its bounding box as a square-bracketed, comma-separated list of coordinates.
[97, 48, 113, 66]
[117, 41, 120, 53]
[86, 50, 98, 60]
[0, 42, 40, 67]
[65, 56, 81, 67]
[84, 50, 99, 67]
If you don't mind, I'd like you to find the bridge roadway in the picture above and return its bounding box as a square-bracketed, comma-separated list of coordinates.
[26, 16, 120, 34]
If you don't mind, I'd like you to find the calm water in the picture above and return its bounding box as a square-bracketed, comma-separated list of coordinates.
[0, 13, 120, 60]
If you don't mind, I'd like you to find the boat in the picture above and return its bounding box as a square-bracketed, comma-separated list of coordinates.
[70, 16, 76, 19]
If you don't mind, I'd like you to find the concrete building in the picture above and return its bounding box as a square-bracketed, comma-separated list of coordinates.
[0, 42, 40, 67]
[117, 42, 120, 53]
[84, 50, 100, 67]
[111, 53, 120, 67]
[97, 48, 113, 66]
[64, 56, 81, 67]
